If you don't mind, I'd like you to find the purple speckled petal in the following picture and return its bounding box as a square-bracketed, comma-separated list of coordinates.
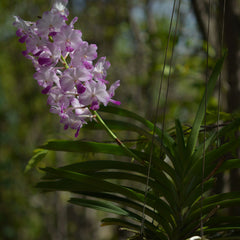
[76, 83, 86, 94]
[41, 85, 52, 94]
[38, 57, 52, 66]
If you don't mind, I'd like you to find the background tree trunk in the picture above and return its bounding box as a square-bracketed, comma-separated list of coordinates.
[224, 0, 240, 216]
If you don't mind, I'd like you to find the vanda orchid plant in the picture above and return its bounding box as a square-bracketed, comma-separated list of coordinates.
[15, 1, 240, 240]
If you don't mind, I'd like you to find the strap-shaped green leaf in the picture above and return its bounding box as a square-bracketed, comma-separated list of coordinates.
[187, 192, 240, 224]
[207, 216, 240, 228]
[24, 149, 48, 173]
[189, 118, 240, 172]
[39, 167, 175, 217]
[42, 160, 150, 178]
[180, 192, 240, 236]
[69, 191, 175, 230]
[188, 131, 217, 171]
[41, 167, 144, 200]
[192, 192, 240, 210]
[186, 198, 240, 226]
[68, 198, 129, 215]
[69, 186, 173, 237]
[90, 171, 157, 187]
[102, 213, 169, 239]
[40, 140, 151, 164]
[203, 226, 240, 234]
[40, 140, 132, 155]
[37, 177, 175, 225]
[101, 217, 140, 231]
[182, 179, 215, 210]
[90, 171, 179, 215]
[101, 217, 169, 240]
[183, 138, 240, 190]
[41, 159, 178, 211]
[186, 55, 225, 158]
[38, 167, 176, 230]
[175, 119, 186, 155]
[36, 179, 94, 192]
[216, 159, 240, 173]
[40, 139, 176, 181]
[173, 119, 186, 176]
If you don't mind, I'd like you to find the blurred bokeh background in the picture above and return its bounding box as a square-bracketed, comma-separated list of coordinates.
[0, 0, 239, 239]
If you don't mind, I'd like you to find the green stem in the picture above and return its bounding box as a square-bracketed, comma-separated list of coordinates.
[61, 55, 69, 69]
[93, 111, 143, 162]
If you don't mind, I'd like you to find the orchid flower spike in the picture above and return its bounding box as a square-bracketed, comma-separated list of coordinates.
[14, 0, 120, 137]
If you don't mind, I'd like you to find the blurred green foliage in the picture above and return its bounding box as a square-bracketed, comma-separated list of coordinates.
[0, 0, 214, 239]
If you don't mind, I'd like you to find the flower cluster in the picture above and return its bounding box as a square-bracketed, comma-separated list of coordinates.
[13, 0, 120, 137]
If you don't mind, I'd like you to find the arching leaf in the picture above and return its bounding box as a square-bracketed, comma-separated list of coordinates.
[186, 55, 225, 158]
